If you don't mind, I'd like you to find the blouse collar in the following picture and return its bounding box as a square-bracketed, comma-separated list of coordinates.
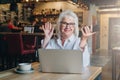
[57, 34, 75, 42]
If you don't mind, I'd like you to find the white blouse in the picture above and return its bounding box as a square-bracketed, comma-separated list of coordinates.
[41, 35, 90, 67]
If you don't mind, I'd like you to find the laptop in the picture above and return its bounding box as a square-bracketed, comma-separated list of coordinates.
[38, 49, 84, 73]
[24, 26, 34, 33]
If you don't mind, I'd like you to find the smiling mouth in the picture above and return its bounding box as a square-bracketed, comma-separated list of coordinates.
[64, 29, 71, 31]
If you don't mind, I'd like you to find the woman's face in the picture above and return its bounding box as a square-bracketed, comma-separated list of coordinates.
[60, 16, 75, 38]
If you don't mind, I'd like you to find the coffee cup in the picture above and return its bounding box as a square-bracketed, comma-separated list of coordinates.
[18, 63, 31, 71]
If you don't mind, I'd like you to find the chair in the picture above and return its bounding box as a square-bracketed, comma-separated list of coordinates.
[22, 35, 36, 50]
[0, 34, 8, 70]
[5, 33, 36, 68]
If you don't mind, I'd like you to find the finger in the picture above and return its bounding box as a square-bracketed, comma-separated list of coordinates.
[49, 22, 51, 30]
[45, 22, 49, 29]
[85, 26, 90, 33]
[51, 26, 54, 32]
[49, 26, 54, 37]
[50, 27, 54, 35]
[47, 22, 50, 30]
[92, 32, 96, 35]
[88, 32, 96, 37]
[44, 22, 47, 29]
[81, 27, 85, 35]
[47, 22, 52, 30]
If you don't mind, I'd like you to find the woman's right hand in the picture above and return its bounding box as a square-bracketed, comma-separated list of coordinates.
[42, 22, 54, 40]
[42, 22, 54, 48]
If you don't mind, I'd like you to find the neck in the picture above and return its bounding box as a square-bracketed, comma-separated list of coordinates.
[61, 35, 68, 41]
[61, 35, 70, 46]
[61, 38, 65, 46]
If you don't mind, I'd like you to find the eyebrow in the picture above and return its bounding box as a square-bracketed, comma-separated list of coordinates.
[60, 22, 75, 24]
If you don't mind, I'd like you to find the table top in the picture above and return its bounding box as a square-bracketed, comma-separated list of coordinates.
[0, 62, 102, 80]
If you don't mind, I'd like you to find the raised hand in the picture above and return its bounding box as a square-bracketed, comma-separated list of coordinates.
[42, 22, 54, 40]
[81, 25, 96, 40]
[42, 22, 54, 48]
[80, 25, 96, 50]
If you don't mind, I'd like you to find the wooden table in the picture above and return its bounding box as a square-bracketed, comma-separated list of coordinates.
[0, 62, 102, 80]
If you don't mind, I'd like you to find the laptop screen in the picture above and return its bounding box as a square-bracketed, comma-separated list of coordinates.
[24, 26, 34, 33]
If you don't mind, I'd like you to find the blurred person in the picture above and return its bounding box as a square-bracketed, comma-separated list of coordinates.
[7, 19, 22, 32]
[13, 16, 20, 27]
[32, 18, 43, 33]
[32, 18, 39, 26]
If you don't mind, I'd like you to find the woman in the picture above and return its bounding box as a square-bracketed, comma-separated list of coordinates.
[41, 10, 95, 67]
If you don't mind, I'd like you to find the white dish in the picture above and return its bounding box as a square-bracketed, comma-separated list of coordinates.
[14, 68, 34, 74]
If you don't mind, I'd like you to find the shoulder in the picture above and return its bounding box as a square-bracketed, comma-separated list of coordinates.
[74, 37, 81, 42]
[8, 24, 13, 28]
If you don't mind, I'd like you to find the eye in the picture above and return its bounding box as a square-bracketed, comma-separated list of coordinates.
[61, 22, 66, 24]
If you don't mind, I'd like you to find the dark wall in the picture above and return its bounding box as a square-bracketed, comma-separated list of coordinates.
[0, 0, 20, 4]
[10, 3, 18, 12]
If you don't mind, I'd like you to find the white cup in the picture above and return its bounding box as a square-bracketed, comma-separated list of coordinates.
[18, 63, 31, 71]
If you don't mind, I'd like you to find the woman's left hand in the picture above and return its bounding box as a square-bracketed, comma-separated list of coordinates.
[81, 25, 96, 40]
[79, 25, 96, 51]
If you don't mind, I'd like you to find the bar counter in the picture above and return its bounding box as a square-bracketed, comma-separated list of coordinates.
[0, 62, 102, 80]
[0, 32, 44, 35]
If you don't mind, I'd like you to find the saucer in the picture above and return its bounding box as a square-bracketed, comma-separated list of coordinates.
[14, 68, 34, 74]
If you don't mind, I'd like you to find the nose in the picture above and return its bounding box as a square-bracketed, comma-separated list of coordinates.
[65, 23, 70, 28]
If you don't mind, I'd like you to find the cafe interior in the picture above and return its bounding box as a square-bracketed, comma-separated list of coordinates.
[0, 0, 120, 80]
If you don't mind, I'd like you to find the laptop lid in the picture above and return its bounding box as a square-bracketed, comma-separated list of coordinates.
[38, 49, 84, 73]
